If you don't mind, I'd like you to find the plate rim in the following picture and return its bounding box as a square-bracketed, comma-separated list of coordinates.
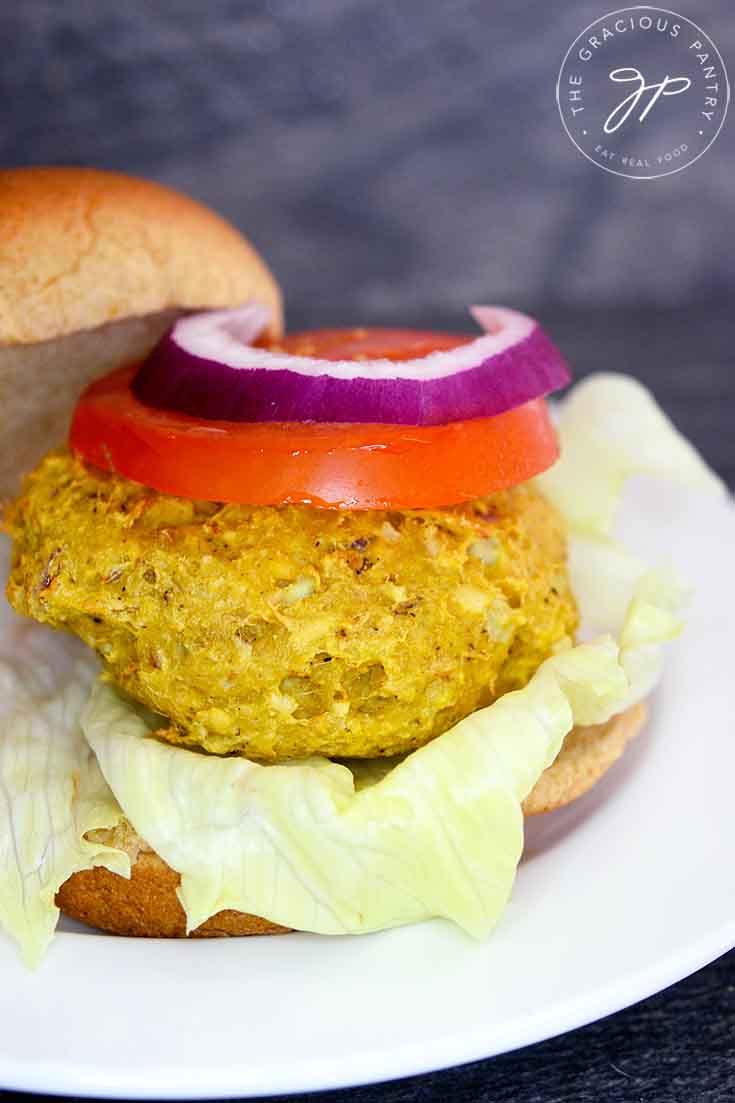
[1, 924, 734, 1098]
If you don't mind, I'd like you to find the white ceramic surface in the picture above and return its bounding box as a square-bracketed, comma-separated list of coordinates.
[1, 481, 733, 1099]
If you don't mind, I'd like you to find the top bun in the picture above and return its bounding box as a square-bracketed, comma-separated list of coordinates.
[0, 167, 282, 345]
[0, 167, 283, 500]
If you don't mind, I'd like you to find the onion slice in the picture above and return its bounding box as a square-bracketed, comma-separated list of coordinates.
[132, 304, 570, 425]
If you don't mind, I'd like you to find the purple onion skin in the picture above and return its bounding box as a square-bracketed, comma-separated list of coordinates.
[132, 325, 570, 425]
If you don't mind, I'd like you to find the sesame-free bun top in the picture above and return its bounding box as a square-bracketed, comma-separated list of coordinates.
[0, 167, 283, 345]
[0, 167, 283, 499]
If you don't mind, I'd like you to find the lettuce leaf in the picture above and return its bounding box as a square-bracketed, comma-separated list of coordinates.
[82, 640, 626, 938]
[566, 535, 688, 709]
[0, 654, 129, 967]
[0, 538, 128, 967]
[537, 372, 726, 538]
[537, 372, 727, 711]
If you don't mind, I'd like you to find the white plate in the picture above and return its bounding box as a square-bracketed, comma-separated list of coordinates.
[1, 482, 733, 1099]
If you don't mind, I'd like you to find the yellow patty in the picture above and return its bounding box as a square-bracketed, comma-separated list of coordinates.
[6, 451, 578, 759]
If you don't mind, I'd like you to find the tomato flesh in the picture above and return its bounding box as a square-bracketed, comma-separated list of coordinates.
[69, 328, 560, 509]
[273, 327, 473, 362]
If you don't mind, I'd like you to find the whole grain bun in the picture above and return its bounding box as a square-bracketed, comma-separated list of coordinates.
[522, 700, 646, 815]
[0, 167, 282, 346]
[0, 166, 283, 499]
[56, 844, 289, 939]
[57, 704, 645, 938]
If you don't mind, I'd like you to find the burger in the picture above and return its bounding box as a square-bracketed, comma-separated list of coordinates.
[0, 168, 721, 965]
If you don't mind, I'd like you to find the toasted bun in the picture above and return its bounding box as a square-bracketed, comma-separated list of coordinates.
[57, 704, 645, 938]
[0, 167, 283, 500]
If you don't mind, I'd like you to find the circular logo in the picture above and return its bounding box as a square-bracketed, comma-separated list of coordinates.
[556, 6, 729, 179]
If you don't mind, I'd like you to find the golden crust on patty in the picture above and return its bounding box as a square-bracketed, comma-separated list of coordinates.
[6, 451, 578, 759]
[56, 705, 644, 938]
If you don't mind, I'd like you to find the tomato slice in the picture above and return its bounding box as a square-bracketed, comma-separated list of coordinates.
[273, 327, 474, 362]
[69, 328, 560, 510]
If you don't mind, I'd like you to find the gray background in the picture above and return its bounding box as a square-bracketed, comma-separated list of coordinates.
[1, 0, 733, 327]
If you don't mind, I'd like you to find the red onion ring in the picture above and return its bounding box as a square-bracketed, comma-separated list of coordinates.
[132, 304, 570, 425]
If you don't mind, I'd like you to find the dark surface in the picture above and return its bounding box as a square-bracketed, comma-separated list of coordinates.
[1, 304, 733, 1102]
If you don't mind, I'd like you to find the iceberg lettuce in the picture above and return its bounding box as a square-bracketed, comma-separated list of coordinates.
[0, 538, 128, 966]
[0, 652, 128, 966]
[82, 640, 626, 938]
[537, 372, 727, 710]
[537, 372, 725, 537]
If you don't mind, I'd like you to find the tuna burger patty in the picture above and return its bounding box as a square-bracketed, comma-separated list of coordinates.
[6, 450, 578, 760]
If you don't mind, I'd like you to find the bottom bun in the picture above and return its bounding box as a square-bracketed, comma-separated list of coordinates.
[57, 703, 646, 938]
[522, 699, 646, 816]
[56, 843, 290, 938]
